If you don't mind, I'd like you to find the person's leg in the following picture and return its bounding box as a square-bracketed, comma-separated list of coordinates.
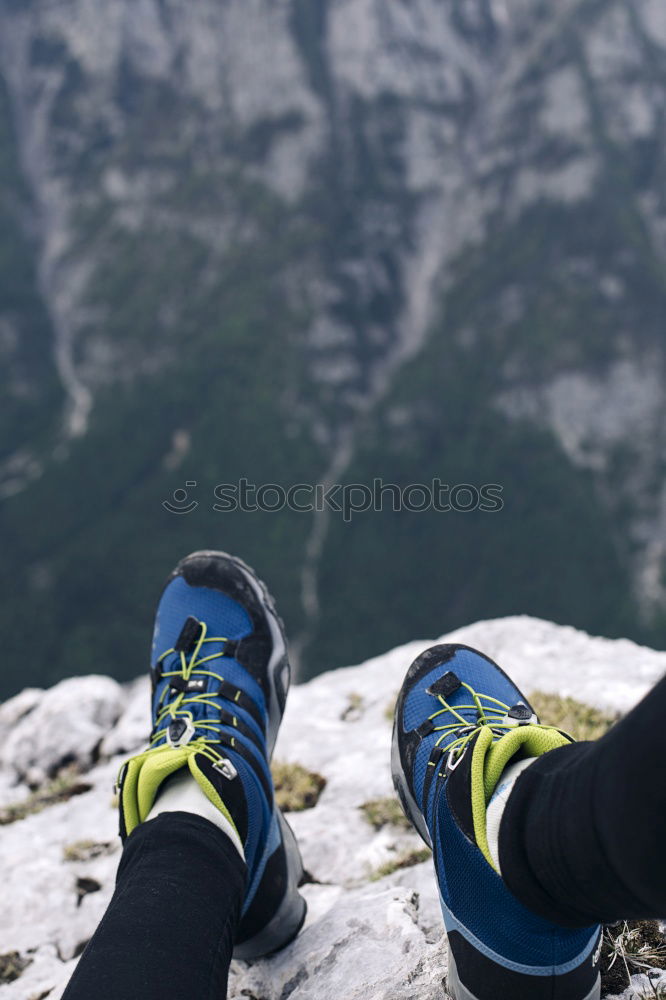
[392, 643, 603, 1000]
[62, 550, 306, 999]
[62, 813, 245, 1000]
[500, 673, 666, 926]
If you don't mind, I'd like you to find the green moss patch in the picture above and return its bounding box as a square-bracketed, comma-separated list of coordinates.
[528, 691, 618, 742]
[360, 796, 411, 831]
[271, 761, 326, 812]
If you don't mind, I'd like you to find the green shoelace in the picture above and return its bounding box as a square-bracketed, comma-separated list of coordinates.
[150, 620, 241, 757]
[428, 679, 568, 770]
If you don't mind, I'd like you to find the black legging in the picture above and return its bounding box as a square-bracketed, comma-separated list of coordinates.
[501, 673, 666, 926]
[63, 677, 666, 999]
[61, 812, 245, 1000]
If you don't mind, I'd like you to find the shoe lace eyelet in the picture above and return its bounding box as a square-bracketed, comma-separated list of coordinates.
[445, 745, 467, 775]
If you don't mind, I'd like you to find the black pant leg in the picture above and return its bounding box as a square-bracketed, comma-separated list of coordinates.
[62, 812, 246, 1000]
[500, 674, 666, 927]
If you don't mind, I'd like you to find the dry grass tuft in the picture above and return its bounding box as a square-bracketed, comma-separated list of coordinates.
[271, 760, 326, 812]
[0, 766, 92, 826]
[528, 691, 618, 742]
[360, 796, 411, 831]
[63, 839, 116, 863]
[341, 692, 365, 722]
[369, 847, 431, 881]
[0, 952, 31, 984]
[601, 920, 666, 996]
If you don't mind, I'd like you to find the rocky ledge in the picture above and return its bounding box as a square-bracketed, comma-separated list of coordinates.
[0, 616, 665, 1000]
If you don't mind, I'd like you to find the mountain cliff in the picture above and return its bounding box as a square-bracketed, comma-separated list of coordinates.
[0, 0, 665, 694]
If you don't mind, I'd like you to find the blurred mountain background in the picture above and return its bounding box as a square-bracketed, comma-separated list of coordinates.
[0, 0, 665, 698]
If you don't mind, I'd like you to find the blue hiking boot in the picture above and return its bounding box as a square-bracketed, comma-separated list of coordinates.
[117, 550, 306, 959]
[391, 644, 602, 1000]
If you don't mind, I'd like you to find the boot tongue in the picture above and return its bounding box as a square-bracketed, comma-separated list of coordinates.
[471, 724, 570, 870]
[120, 745, 196, 835]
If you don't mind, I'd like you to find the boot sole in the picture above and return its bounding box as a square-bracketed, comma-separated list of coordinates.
[391, 708, 433, 848]
[447, 942, 601, 1000]
[232, 809, 307, 960]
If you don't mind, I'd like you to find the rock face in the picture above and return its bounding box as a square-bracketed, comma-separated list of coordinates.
[0, 0, 665, 694]
[0, 616, 664, 1000]
[0, 676, 124, 785]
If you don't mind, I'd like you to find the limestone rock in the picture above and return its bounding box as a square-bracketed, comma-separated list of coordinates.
[0, 617, 665, 999]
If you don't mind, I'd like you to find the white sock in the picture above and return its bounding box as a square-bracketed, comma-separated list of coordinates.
[147, 769, 245, 860]
[486, 757, 537, 873]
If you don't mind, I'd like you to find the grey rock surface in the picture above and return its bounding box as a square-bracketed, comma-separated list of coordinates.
[0, 616, 664, 999]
